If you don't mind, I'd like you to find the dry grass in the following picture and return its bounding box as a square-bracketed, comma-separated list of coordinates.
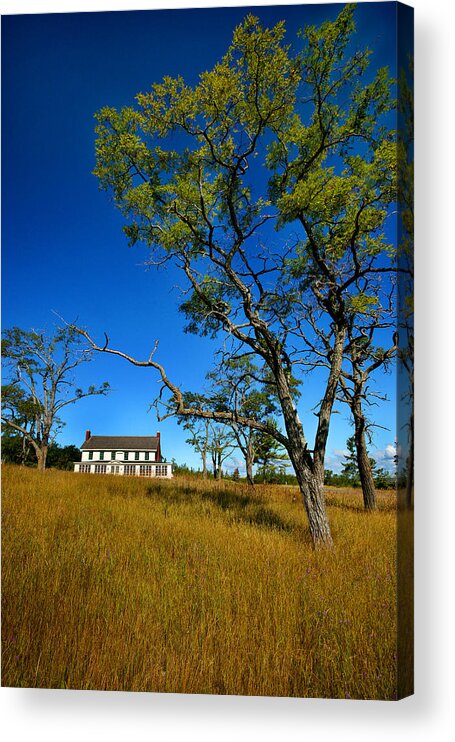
[2, 465, 398, 698]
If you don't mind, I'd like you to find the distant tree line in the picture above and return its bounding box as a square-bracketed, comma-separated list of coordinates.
[1, 434, 80, 471]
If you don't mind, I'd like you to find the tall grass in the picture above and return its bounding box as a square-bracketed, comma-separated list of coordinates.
[2, 465, 397, 698]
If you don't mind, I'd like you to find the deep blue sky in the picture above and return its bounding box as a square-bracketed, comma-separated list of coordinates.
[2, 2, 400, 472]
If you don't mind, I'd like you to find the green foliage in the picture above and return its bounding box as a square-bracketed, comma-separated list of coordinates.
[46, 444, 81, 471]
[207, 354, 285, 420]
[179, 277, 235, 337]
[93, 7, 396, 340]
[1, 428, 34, 466]
[341, 435, 377, 486]
[92, 5, 397, 535]
[346, 293, 379, 315]
[253, 425, 290, 482]
[1, 431, 80, 471]
[94, 14, 299, 260]
[324, 436, 395, 489]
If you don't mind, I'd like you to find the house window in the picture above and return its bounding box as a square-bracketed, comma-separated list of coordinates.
[79, 464, 91, 473]
[100, 451, 104, 461]
[124, 465, 136, 476]
[156, 465, 168, 477]
[124, 452, 129, 461]
[135, 451, 140, 461]
[139, 465, 153, 477]
[94, 464, 107, 474]
[88, 451, 93, 460]
[145, 452, 149, 461]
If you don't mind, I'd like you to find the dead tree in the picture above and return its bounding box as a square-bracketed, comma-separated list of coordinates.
[1, 325, 110, 470]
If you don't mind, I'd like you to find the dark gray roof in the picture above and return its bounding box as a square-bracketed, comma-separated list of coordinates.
[81, 436, 159, 451]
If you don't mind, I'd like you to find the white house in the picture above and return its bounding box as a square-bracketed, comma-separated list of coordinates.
[74, 430, 173, 478]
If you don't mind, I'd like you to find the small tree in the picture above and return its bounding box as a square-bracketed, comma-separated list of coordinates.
[208, 423, 237, 480]
[206, 353, 289, 487]
[341, 435, 378, 488]
[254, 428, 290, 483]
[180, 414, 210, 479]
[1, 325, 110, 470]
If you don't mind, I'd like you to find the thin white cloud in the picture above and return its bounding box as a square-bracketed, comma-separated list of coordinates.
[325, 442, 397, 473]
[371, 443, 397, 472]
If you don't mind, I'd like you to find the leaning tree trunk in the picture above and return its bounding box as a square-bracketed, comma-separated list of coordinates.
[272, 324, 347, 547]
[298, 466, 333, 546]
[353, 404, 377, 511]
[284, 323, 346, 547]
[274, 365, 333, 547]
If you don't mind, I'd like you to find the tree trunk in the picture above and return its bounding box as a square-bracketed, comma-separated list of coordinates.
[245, 455, 254, 487]
[299, 472, 333, 545]
[201, 450, 208, 480]
[353, 406, 377, 511]
[356, 431, 377, 511]
[270, 326, 347, 547]
[202, 421, 209, 480]
[21, 436, 30, 466]
[273, 363, 333, 547]
[36, 445, 48, 471]
[216, 452, 222, 481]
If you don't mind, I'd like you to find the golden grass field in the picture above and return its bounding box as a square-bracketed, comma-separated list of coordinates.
[2, 465, 398, 699]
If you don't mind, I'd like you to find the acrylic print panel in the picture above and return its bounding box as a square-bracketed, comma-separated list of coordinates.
[1, 2, 413, 700]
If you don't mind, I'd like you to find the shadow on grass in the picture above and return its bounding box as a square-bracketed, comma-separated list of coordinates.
[325, 495, 396, 514]
[145, 481, 293, 533]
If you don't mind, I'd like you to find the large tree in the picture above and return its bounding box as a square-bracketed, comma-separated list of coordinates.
[86, 6, 396, 546]
[1, 325, 110, 470]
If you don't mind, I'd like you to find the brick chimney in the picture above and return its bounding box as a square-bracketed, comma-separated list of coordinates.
[85, 430, 91, 441]
[156, 431, 161, 462]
